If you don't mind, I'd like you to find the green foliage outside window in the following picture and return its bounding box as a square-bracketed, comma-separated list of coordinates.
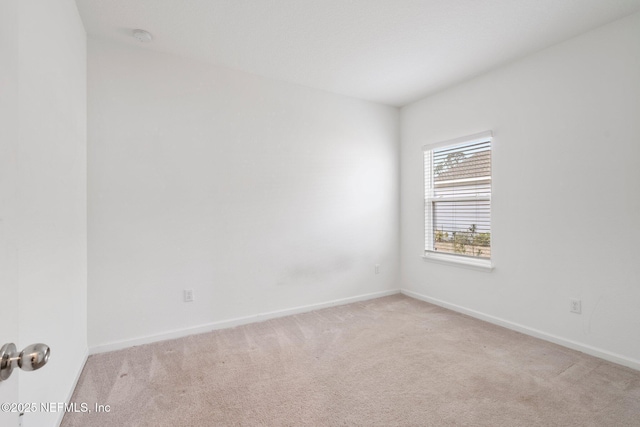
[451, 224, 490, 257]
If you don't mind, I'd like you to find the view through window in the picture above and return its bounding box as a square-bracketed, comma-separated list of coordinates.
[424, 132, 492, 260]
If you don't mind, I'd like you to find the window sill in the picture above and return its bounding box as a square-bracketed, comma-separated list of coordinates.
[422, 251, 494, 271]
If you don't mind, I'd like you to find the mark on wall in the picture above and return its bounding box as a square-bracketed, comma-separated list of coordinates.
[277, 255, 355, 286]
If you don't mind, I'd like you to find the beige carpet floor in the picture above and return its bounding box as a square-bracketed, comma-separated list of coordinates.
[62, 295, 640, 426]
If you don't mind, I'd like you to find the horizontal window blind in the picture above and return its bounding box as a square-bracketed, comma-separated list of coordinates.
[425, 134, 492, 259]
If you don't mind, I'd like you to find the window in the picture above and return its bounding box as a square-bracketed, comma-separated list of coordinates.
[423, 131, 492, 269]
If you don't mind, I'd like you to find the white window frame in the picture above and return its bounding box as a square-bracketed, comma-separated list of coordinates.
[423, 131, 494, 271]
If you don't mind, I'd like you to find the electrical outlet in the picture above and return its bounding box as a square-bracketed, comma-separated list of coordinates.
[570, 298, 581, 314]
[184, 289, 194, 302]
[375, 264, 380, 275]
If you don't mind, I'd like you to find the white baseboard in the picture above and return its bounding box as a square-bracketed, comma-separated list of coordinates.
[89, 289, 401, 355]
[56, 347, 89, 427]
[401, 289, 640, 371]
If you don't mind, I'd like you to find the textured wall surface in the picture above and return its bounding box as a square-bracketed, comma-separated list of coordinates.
[88, 39, 399, 349]
[401, 13, 640, 368]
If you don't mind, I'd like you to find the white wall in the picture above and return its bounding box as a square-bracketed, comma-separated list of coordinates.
[401, 13, 640, 368]
[15, 0, 88, 426]
[88, 39, 399, 350]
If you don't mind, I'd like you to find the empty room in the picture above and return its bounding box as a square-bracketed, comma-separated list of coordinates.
[1, 0, 639, 426]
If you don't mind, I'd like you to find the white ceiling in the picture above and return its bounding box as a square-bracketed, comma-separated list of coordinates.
[75, 0, 640, 106]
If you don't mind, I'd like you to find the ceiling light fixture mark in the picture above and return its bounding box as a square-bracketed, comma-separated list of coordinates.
[132, 29, 153, 43]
